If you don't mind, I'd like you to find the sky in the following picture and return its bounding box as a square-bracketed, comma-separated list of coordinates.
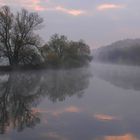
[0, 0, 140, 48]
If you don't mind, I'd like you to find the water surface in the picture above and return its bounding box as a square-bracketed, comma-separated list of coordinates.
[0, 62, 140, 140]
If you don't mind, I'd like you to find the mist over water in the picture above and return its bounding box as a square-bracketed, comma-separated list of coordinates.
[0, 62, 140, 140]
[92, 62, 140, 90]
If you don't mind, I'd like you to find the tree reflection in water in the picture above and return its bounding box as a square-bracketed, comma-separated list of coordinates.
[0, 67, 91, 134]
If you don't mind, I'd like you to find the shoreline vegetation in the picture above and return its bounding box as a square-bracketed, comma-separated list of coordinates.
[0, 6, 92, 71]
[0, 63, 91, 72]
[93, 39, 140, 66]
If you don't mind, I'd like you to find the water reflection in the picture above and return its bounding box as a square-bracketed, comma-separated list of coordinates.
[101, 134, 138, 140]
[0, 72, 42, 133]
[0, 68, 91, 134]
[40, 68, 91, 102]
[92, 62, 140, 90]
[0, 63, 140, 140]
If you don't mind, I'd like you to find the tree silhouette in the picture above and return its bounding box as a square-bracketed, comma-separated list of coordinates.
[0, 6, 43, 66]
[41, 34, 92, 67]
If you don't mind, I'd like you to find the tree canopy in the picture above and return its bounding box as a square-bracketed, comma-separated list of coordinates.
[0, 6, 43, 66]
[41, 34, 92, 68]
[0, 6, 92, 68]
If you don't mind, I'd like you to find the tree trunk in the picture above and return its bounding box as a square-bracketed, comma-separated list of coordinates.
[8, 55, 18, 66]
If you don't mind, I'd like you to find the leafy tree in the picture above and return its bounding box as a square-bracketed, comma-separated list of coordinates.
[41, 34, 68, 66]
[47, 34, 68, 58]
[41, 34, 92, 67]
[0, 6, 43, 66]
[64, 40, 91, 67]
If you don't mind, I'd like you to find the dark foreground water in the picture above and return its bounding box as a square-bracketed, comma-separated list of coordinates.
[0, 62, 140, 140]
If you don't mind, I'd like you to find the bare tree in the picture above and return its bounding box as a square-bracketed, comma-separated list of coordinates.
[0, 6, 43, 65]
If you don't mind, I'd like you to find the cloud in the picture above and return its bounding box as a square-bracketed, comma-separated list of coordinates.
[0, 0, 44, 10]
[51, 106, 81, 117]
[32, 5, 45, 11]
[31, 4, 86, 16]
[55, 6, 85, 16]
[103, 134, 138, 140]
[27, 0, 45, 11]
[0, 0, 85, 16]
[0, 0, 5, 6]
[94, 114, 119, 122]
[31, 106, 81, 117]
[41, 132, 67, 140]
[97, 3, 125, 11]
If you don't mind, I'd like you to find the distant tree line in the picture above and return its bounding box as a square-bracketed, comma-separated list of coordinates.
[95, 44, 140, 65]
[0, 6, 92, 68]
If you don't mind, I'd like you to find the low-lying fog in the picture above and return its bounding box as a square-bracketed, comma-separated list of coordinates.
[0, 62, 140, 140]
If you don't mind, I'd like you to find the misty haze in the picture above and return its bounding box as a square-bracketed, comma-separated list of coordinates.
[0, 0, 140, 140]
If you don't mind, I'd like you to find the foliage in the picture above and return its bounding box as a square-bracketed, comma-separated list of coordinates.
[95, 41, 140, 65]
[0, 6, 91, 68]
[41, 34, 92, 68]
[0, 6, 43, 66]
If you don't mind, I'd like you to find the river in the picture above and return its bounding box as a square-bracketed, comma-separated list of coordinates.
[0, 62, 140, 140]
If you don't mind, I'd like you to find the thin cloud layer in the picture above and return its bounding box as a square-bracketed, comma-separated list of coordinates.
[0, 1, 125, 16]
[103, 133, 138, 140]
[0, 0, 85, 16]
[0, 0, 139, 48]
[55, 6, 85, 16]
[94, 114, 119, 121]
[97, 3, 125, 11]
